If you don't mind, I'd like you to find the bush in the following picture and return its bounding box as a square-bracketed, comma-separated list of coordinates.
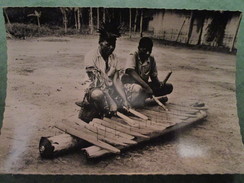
[6, 23, 56, 38]
[6, 23, 96, 38]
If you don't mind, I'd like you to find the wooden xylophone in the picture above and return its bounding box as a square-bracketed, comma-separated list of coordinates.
[53, 102, 208, 159]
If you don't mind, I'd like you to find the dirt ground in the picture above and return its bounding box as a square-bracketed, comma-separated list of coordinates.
[0, 36, 243, 174]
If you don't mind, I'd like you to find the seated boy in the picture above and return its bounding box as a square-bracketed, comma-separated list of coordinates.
[123, 37, 173, 106]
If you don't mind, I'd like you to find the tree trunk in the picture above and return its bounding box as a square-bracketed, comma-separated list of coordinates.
[139, 9, 143, 37]
[187, 11, 194, 44]
[230, 13, 242, 52]
[134, 9, 138, 32]
[97, 8, 100, 30]
[60, 8, 68, 34]
[129, 8, 132, 38]
[120, 10, 122, 24]
[77, 8, 81, 31]
[74, 9, 78, 29]
[39, 134, 89, 158]
[64, 13, 68, 34]
[176, 19, 186, 42]
[103, 8, 106, 22]
[89, 7, 94, 34]
[197, 17, 205, 45]
[37, 16, 40, 28]
[3, 8, 11, 24]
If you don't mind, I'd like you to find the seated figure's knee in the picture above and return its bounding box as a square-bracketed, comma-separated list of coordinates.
[90, 89, 104, 102]
[132, 84, 143, 94]
[131, 84, 146, 105]
[167, 83, 173, 94]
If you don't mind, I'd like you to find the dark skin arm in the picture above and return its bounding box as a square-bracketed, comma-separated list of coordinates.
[113, 71, 130, 108]
[126, 68, 153, 95]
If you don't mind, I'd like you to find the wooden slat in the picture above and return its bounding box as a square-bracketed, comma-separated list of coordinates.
[82, 146, 109, 158]
[129, 109, 178, 124]
[138, 109, 184, 123]
[127, 116, 167, 131]
[117, 112, 138, 127]
[167, 103, 208, 111]
[141, 109, 199, 122]
[75, 119, 134, 140]
[74, 120, 137, 146]
[142, 106, 199, 118]
[55, 122, 120, 153]
[126, 107, 149, 120]
[93, 118, 150, 138]
[107, 117, 154, 134]
[59, 121, 127, 147]
[129, 116, 172, 131]
[89, 122, 135, 140]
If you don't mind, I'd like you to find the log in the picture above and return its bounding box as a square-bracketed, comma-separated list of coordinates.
[83, 146, 110, 158]
[55, 122, 120, 153]
[39, 134, 89, 158]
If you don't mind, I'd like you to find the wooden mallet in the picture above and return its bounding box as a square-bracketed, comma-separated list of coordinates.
[123, 107, 149, 120]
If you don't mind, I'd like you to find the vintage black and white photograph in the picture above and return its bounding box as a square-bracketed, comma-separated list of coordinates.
[0, 7, 243, 174]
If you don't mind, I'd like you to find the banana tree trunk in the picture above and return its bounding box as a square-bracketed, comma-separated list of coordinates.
[129, 8, 132, 38]
[77, 8, 81, 31]
[103, 8, 106, 22]
[97, 8, 100, 29]
[140, 9, 143, 37]
[134, 9, 138, 32]
[60, 8, 68, 34]
[74, 9, 77, 29]
[37, 16, 40, 28]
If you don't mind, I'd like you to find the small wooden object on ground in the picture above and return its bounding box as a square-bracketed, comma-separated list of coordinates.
[152, 95, 168, 111]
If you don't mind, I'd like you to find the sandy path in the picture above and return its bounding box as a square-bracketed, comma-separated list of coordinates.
[0, 36, 243, 174]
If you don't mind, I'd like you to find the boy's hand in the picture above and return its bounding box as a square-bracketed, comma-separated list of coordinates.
[109, 103, 118, 113]
[123, 100, 131, 110]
